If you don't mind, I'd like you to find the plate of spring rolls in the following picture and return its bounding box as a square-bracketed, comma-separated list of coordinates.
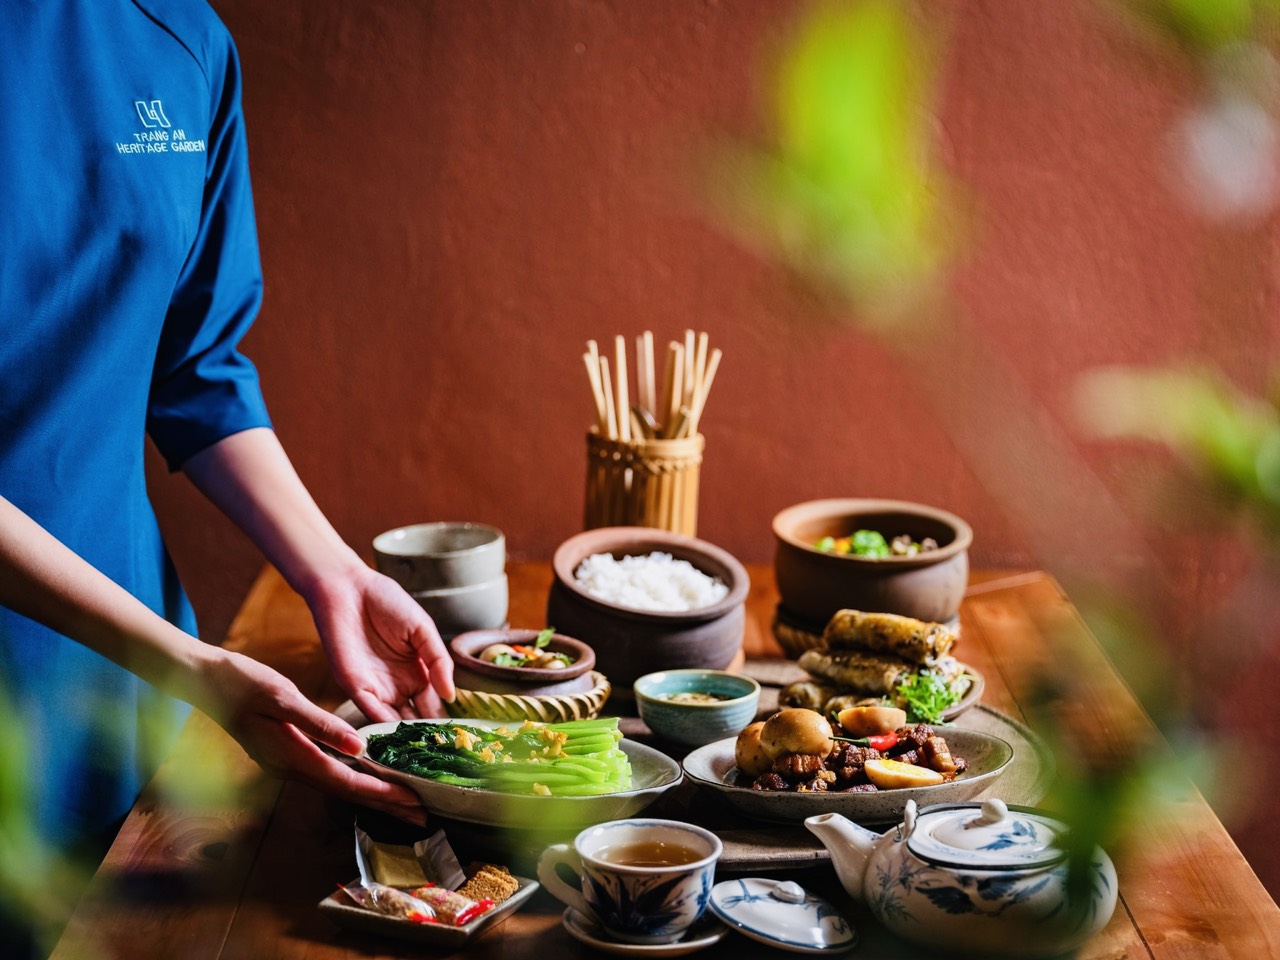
[776, 609, 983, 723]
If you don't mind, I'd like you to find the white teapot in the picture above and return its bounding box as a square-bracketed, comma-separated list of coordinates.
[805, 798, 1116, 958]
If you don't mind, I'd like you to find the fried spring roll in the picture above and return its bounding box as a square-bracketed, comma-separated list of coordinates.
[821, 610, 957, 665]
[798, 648, 914, 695]
[778, 679, 839, 712]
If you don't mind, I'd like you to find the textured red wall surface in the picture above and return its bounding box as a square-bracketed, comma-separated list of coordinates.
[148, 0, 1280, 892]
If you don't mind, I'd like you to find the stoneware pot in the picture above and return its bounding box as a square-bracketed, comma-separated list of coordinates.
[805, 798, 1117, 958]
[772, 499, 971, 628]
[547, 527, 749, 691]
[373, 521, 505, 593]
[409, 574, 508, 638]
[449, 629, 597, 697]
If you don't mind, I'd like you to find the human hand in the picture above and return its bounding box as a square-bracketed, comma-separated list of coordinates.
[196, 646, 428, 824]
[304, 565, 456, 724]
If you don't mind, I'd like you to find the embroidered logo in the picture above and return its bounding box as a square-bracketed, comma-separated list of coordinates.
[115, 98, 206, 156]
[135, 99, 171, 129]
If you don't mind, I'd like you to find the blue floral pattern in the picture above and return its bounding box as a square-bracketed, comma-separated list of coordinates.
[711, 879, 854, 951]
[869, 855, 1109, 929]
[584, 864, 711, 937]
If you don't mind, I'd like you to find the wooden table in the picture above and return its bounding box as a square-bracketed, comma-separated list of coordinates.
[52, 565, 1280, 959]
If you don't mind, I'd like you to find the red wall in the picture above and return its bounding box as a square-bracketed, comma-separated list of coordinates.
[148, 0, 1280, 891]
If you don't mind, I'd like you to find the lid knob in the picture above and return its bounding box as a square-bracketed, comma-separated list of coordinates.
[771, 881, 806, 904]
[975, 798, 1008, 826]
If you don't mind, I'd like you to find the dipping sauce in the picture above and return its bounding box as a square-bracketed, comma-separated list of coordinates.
[658, 691, 730, 705]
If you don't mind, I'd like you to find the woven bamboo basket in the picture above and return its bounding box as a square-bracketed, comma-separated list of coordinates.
[444, 671, 612, 723]
[583, 431, 704, 536]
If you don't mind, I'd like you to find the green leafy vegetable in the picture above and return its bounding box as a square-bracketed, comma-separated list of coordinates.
[365, 718, 630, 796]
[895, 672, 965, 724]
[850, 529, 890, 557]
[535, 627, 556, 649]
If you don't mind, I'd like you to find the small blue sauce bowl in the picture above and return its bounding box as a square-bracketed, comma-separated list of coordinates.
[634, 669, 761, 747]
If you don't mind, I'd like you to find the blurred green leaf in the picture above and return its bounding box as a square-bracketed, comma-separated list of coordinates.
[708, 0, 951, 319]
[1074, 366, 1280, 513]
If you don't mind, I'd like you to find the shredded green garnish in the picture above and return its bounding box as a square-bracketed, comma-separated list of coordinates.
[895, 672, 967, 724]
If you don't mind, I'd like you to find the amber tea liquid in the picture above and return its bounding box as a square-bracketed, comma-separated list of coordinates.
[596, 840, 702, 867]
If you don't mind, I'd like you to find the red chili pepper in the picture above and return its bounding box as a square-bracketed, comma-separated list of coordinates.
[838, 732, 899, 750]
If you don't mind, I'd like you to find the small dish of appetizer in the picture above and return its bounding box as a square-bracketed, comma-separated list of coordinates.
[449, 628, 596, 697]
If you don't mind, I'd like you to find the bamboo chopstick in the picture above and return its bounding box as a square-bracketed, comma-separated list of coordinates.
[583, 352, 607, 434]
[683, 329, 696, 407]
[582, 331, 721, 442]
[614, 336, 630, 442]
[688, 347, 721, 436]
[599, 356, 618, 440]
[642, 330, 656, 417]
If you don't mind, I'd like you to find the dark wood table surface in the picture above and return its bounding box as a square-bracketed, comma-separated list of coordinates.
[51, 564, 1280, 959]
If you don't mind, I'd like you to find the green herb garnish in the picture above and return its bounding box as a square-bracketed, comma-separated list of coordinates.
[895, 672, 965, 724]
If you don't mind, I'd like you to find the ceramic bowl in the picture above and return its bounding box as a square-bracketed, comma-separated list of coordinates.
[634, 669, 762, 747]
[449, 629, 597, 697]
[546, 527, 750, 691]
[772, 499, 972, 629]
[374, 521, 505, 593]
[410, 574, 508, 638]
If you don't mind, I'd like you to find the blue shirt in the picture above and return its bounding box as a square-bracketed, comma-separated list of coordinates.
[0, 0, 272, 849]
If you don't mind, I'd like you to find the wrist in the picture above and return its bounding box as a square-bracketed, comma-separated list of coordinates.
[287, 544, 370, 606]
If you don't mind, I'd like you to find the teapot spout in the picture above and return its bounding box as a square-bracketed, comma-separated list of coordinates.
[804, 811, 880, 901]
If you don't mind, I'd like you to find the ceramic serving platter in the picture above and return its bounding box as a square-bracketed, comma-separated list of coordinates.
[681, 727, 1013, 825]
[319, 874, 538, 946]
[356, 717, 682, 829]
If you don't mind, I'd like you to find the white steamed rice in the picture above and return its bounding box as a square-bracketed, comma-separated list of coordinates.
[573, 551, 729, 612]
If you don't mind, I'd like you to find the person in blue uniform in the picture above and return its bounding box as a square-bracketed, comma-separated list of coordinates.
[0, 0, 454, 940]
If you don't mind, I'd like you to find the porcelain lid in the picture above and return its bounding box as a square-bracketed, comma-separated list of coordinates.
[709, 878, 856, 955]
[907, 799, 1067, 870]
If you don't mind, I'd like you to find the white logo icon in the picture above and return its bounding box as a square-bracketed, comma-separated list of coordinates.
[135, 100, 171, 129]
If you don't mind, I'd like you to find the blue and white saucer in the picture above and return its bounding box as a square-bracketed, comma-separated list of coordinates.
[709, 878, 857, 954]
[562, 908, 728, 957]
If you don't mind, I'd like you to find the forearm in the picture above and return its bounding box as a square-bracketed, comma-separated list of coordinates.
[0, 495, 217, 702]
[182, 428, 364, 600]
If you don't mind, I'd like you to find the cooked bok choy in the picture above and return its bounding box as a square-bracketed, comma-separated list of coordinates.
[365, 717, 632, 796]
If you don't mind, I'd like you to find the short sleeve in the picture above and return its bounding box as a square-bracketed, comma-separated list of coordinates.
[146, 25, 271, 471]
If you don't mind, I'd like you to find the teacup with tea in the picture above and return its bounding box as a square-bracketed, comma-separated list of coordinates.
[537, 818, 722, 944]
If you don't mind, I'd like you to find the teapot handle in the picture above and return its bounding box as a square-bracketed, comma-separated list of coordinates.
[902, 799, 918, 838]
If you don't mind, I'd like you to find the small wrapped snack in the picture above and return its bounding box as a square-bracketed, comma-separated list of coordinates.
[410, 884, 494, 926]
[340, 882, 436, 924]
[458, 864, 520, 904]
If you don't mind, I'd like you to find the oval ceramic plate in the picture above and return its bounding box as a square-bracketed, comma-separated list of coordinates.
[357, 718, 682, 829]
[681, 728, 1012, 825]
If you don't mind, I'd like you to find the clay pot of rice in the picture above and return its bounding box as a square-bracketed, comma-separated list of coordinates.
[547, 527, 750, 693]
